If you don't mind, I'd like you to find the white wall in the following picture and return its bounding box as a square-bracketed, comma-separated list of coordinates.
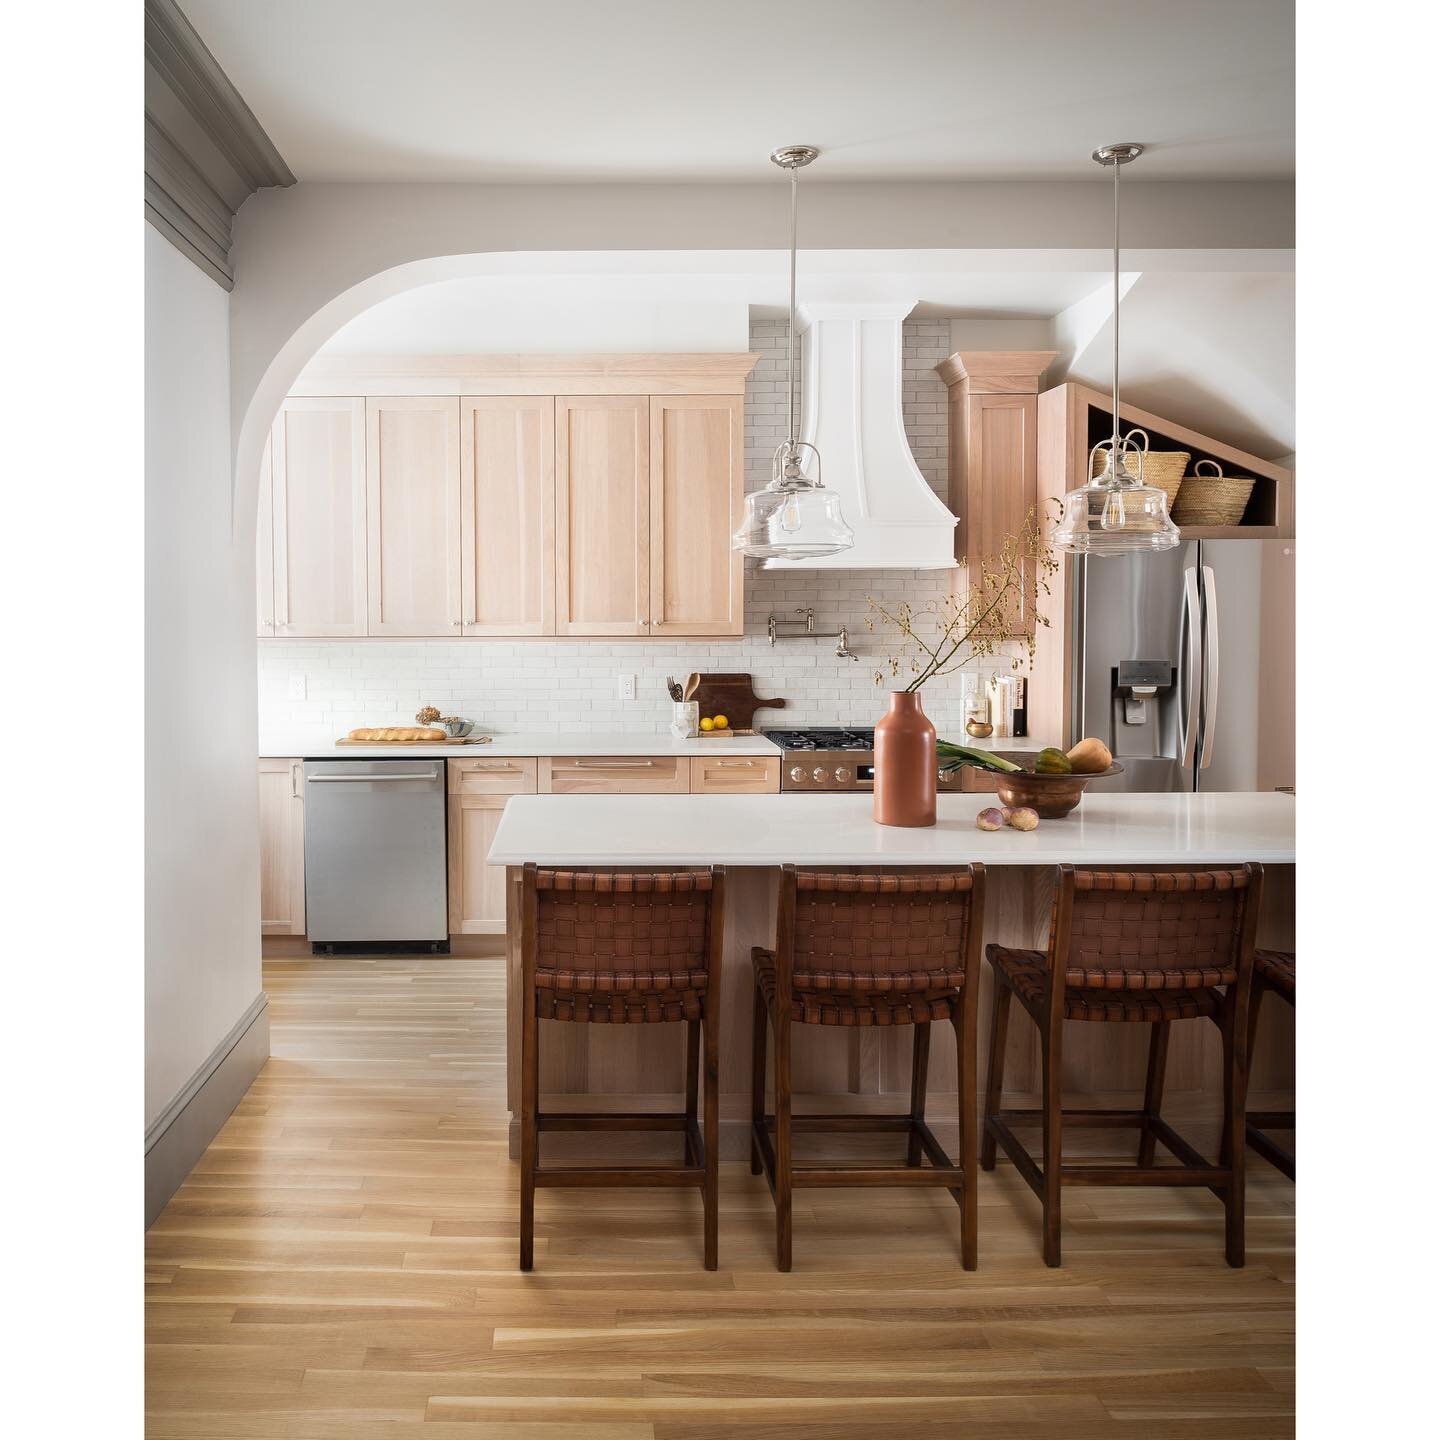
[146, 225, 264, 1130]
[259, 319, 1013, 742]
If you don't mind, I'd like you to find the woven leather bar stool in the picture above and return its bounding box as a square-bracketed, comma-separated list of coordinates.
[750, 864, 986, 1272]
[982, 864, 1262, 1268]
[518, 864, 725, 1271]
[1245, 949, 1295, 1180]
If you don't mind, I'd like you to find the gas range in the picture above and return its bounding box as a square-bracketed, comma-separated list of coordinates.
[761, 727, 966, 793]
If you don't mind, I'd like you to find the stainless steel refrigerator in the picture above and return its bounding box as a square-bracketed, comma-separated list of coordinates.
[1069, 540, 1295, 793]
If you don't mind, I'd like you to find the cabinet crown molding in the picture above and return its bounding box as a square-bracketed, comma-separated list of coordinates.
[293, 353, 761, 397]
[935, 350, 1059, 394]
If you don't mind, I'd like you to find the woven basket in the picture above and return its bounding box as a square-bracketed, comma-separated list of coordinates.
[1171, 459, 1255, 527]
[1090, 428, 1189, 507]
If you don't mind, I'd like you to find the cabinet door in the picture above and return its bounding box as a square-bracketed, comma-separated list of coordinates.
[957, 392, 1038, 637]
[649, 395, 743, 636]
[258, 759, 305, 935]
[366, 397, 462, 636]
[256, 433, 274, 637]
[460, 397, 555, 635]
[555, 396, 649, 636]
[273, 398, 367, 636]
[447, 794, 514, 935]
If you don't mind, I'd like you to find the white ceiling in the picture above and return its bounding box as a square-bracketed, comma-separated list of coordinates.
[182, 0, 1294, 183]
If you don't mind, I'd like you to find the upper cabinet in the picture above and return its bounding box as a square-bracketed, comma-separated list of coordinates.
[555, 395, 650, 636]
[937, 352, 1056, 639]
[460, 397, 555, 636]
[260, 354, 758, 640]
[272, 398, 367, 636]
[365, 397, 463, 636]
[649, 395, 744, 637]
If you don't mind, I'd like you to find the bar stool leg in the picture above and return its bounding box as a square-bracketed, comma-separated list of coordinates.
[750, 986, 767, 1176]
[519, 995, 539, 1272]
[980, 984, 1012, 1172]
[1040, 1030, 1063, 1268]
[1138, 1021, 1171, 1167]
[907, 1022, 931, 1167]
[1221, 989, 1248, 1268]
[703, 998, 720, 1271]
[953, 1010, 978, 1271]
[774, 1007, 793, 1273]
[684, 1017, 701, 1167]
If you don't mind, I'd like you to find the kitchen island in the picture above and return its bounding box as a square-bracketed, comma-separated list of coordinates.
[487, 791, 1296, 1155]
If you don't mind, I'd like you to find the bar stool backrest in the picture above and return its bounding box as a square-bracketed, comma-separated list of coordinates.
[527, 867, 721, 981]
[1052, 866, 1260, 991]
[786, 868, 982, 991]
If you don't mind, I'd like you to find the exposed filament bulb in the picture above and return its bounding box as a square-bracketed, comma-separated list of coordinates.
[1100, 490, 1127, 531]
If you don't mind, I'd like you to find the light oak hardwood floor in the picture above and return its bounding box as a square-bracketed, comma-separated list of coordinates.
[146, 953, 1295, 1438]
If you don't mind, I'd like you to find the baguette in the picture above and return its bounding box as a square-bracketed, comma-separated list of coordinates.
[346, 726, 446, 742]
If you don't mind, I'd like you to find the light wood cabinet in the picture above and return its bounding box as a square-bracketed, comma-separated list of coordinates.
[260, 357, 758, 641]
[938, 351, 1056, 639]
[555, 395, 650, 636]
[649, 395, 744, 636]
[272, 398, 368, 636]
[365, 397, 462, 636]
[460, 397, 555, 635]
[446, 758, 537, 936]
[256, 434, 274, 636]
[689, 754, 780, 794]
[539, 755, 689, 794]
[258, 759, 305, 935]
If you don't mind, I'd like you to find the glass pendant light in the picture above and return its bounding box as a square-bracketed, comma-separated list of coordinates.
[1053, 143, 1180, 555]
[731, 146, 854, 560]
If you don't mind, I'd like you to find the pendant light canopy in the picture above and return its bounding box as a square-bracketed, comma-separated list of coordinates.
[1052, 143, 1181, 556]
[731, 146, 854, 561]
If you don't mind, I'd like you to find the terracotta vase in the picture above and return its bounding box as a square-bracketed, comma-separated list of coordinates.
[873, 689, 937, 827]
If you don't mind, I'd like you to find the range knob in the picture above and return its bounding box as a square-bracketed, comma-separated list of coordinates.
[789, 766, 807, 784]
[834, 766, 852, 783]
[812, 766, 831, 784]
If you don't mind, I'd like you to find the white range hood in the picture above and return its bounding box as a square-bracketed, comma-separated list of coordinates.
[763, 300, 959, 570]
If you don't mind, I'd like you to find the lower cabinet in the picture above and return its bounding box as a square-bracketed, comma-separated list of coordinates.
[258, 759, 306, 935]
[446, 759, 538, 936]
[539, 755, 689, 794]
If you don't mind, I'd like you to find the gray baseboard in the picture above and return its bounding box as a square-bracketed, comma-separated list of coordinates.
[145, 993, 269, 1226]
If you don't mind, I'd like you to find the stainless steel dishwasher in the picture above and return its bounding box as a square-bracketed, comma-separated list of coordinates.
[303, 759, 448, 950]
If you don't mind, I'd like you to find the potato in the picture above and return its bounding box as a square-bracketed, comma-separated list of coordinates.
[1066, 736, 1113, 774]
[976, 807, 1006, 832]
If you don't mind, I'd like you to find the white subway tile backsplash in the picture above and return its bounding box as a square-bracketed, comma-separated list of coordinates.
[259, 318, 1020, 739]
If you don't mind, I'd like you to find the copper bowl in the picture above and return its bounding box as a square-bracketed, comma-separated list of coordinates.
[991, 755, 1125, 819]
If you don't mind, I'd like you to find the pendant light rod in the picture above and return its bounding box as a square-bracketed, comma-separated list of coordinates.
[1092, 142, 1143, 468]
[771, 145, 818, 451]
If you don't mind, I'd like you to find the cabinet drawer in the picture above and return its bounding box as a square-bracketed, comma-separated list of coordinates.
[447, 757, 538, 795]
[689, 755, 781, 795]
[539, 755, 689, 794]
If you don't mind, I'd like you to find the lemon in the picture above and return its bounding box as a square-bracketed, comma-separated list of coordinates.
[712, 714, 728, 730]
[699, 717, 715, 732]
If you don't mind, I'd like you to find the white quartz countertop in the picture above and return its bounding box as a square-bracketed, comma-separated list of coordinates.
[487, 791, 1296, 867]
[259, 731, 783, 759]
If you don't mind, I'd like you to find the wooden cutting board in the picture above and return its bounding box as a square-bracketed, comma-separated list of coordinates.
[682, 673, 788, 731]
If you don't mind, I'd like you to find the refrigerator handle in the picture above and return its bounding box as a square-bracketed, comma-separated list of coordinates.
[1179, 567, 1201, 768]
[1199, 564, 1221, 770]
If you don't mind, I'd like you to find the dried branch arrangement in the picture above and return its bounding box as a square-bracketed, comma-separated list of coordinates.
[866, 504, 1059, 691]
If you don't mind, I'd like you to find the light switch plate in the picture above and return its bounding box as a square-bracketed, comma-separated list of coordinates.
[287, 674, 307, 700]
[617, 673, 636, 701]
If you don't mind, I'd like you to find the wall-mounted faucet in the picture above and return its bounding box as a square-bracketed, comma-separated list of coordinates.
[767, 608, 860, 661]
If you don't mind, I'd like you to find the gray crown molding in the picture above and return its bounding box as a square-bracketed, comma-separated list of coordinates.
[144, 0, 294, 290]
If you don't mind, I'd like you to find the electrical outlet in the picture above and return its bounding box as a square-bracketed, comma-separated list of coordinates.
[617, 673, 636, 701]
[287, 674, 307, 701]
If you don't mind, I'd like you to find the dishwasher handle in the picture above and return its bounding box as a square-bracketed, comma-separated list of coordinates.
[307, 770, 440, 783]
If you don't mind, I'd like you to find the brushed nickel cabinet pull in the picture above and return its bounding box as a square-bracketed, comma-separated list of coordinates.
[559, 759, 657, 769]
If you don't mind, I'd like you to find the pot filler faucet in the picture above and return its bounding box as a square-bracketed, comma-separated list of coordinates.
[767, 607, 859, 660]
